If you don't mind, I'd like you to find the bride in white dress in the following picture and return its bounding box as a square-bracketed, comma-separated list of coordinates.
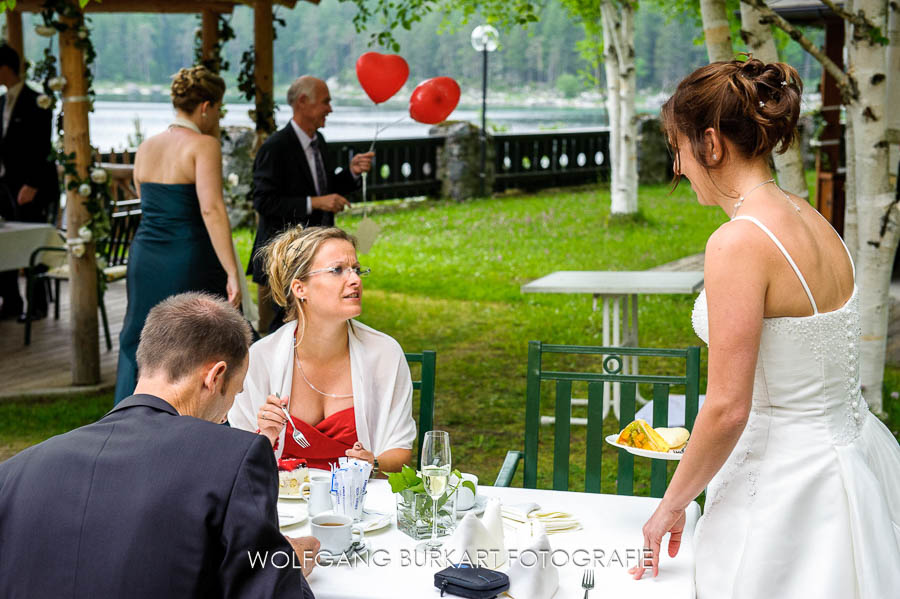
[630, 58, 900, 597]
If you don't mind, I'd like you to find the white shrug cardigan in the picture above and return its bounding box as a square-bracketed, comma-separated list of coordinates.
[228, 319, 417, 459]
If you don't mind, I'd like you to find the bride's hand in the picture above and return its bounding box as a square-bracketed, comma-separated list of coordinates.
[629, 502, 685, 580]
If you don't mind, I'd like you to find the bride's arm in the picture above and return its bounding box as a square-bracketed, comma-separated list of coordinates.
[634, 223, 767, 578]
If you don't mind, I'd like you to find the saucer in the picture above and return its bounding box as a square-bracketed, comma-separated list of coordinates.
[456, 495, 488, 517]
[316, 541, 369, 565]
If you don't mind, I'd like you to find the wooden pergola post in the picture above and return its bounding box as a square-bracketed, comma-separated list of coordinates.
[4, 10, 23, 74]
[201, 8, 218, 70]
[60, 5, 100, 385]
[253, 0, 274, 149]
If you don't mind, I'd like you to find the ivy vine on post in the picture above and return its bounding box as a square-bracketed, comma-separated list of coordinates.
[193, 13, 235, 74]
[236, 9, 285, 136]
[28, 0, 112, 272]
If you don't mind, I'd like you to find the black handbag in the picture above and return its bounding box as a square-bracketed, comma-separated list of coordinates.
[434, 566, 510, 598]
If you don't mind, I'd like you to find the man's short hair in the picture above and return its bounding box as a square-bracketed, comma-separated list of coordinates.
[0, 45, 20, 74]
[136, 292, 252, 385]
[286, 76, 320, 108]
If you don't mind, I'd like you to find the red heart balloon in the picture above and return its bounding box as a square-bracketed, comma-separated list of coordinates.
[409, 77, 461, 125]
[356, 52, 409, 104]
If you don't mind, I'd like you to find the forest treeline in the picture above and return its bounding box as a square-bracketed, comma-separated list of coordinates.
[20, 0, 823, 99]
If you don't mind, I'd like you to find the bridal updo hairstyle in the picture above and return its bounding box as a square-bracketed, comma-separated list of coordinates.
[661, 57, 802, 173]
[170, 65, 225, 113]
[262, 226, 358, 323]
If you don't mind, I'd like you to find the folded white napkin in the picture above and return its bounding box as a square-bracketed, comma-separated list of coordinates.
[446, 497, 506, 568]
[504, 529, 559, 599]
[501, 502, 581, 534]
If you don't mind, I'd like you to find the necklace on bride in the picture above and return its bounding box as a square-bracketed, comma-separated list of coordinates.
[293, 350, 353, 398]
[730, 178, 802, 219]
[169, 117, 202, 134]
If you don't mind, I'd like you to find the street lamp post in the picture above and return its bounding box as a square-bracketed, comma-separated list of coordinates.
[471, 25, 498, 197]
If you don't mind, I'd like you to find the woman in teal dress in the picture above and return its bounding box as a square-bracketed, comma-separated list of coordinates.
[115, 66, 241, 403]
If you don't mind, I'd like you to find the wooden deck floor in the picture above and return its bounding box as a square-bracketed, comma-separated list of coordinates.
[0, 277, 126, 399]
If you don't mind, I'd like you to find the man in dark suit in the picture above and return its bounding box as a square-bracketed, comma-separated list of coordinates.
[0, 44, 59, 321]
[0, 292, 320, 598]
[249, 75, 373, 332]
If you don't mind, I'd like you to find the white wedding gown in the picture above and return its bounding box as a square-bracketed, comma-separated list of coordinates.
[690, 215, 900, 598]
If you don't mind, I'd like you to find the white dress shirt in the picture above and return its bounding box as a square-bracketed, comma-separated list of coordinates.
[290, 119, 319, 214]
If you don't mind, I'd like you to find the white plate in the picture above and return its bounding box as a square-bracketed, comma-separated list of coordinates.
[316, 541, 369, 565]
[605, 434, 684, 461]
[456, 494, 488, 518]
[359, 509, 393, 532]
[278, 491, 308, 500]
[278, 504, 309, 528]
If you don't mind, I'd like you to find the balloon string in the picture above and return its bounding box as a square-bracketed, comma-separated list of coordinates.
[361, 111, 406, 219]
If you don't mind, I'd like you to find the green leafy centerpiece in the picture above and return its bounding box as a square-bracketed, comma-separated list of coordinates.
[389, 465, 477, 540]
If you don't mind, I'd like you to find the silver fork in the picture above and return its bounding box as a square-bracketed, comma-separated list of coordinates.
[581, 569, 594, 598]
[275, 397, 310, 448]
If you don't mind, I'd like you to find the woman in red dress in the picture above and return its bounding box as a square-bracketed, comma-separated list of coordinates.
[228, 226, 416, 473]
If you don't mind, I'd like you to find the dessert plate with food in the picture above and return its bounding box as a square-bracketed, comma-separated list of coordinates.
[605, 419, 690, 460]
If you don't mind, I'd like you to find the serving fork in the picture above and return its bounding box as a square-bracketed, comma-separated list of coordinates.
[581, 569, 594, 598]
[275, 394, 310, 448]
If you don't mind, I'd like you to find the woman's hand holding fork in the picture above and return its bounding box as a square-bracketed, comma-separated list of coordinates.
[257, 394, 288, 447]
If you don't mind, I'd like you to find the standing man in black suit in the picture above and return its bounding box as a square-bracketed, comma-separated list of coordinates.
[0, 292, 320, 598]
[249, 75, 373, 332]
[0, 44, 59, 321]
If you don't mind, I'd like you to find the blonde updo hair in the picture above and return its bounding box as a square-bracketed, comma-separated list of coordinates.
[171, 65, 225, 113]
[261, 226, 358, 323]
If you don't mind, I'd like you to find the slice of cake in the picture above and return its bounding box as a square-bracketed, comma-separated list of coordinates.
[277, 458, 309, 496]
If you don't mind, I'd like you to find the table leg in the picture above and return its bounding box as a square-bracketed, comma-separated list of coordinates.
[601, 295, 611, 418]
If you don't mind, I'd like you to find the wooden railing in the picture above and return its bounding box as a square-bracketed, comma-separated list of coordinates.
[98, 128, 611, 203]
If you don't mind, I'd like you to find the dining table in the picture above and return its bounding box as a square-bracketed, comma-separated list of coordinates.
[0, 220, 65, 272]
[278, 479, 699, 599]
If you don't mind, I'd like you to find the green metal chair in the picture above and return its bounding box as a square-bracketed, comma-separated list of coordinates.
[494, 341, 700, 497]
[405, 350, 436, 464]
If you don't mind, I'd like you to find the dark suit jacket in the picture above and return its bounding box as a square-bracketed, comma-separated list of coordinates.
[249, 124, 358, 284]
[0, 394, 314, 599]
[0, 84, 59, 223]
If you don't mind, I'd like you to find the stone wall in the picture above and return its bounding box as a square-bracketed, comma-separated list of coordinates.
[221, 126, 256, 229]
[430, 121, 496, 202]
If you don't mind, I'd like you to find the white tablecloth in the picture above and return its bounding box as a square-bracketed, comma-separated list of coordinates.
[279, 480, 698, 599]
[0, 221, 64, 271]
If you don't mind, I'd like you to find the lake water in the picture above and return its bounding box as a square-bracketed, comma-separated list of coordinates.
[83, 101, 608, 150]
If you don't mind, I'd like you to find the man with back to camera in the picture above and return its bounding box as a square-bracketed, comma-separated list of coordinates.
[249, 75, 374, 333]
[0, 292, 320, 598]
[0, 44, 59, 321]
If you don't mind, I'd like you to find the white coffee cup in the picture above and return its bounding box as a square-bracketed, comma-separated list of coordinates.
[455, 473, 479, 511]
[302, 475, 333, 517]
[311, 513, 364, 554]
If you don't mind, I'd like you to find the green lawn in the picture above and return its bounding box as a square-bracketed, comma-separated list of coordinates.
[4, 182, 899, 495]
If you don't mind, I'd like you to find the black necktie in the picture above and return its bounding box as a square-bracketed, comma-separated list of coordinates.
[309, 136, 328, 196]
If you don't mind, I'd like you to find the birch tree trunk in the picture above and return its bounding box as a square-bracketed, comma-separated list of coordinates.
[601, 4, 620, 209]
[848, 0, 893, 415]
[602, 0, 638, 215]
[700, 0, 734, 62]
[739, 1, 809, 200]
[887, 1, 900, 141]
[843, 0, 859, 260]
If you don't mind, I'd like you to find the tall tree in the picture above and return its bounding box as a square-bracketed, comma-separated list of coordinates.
[747, 0, 896, 414]
[739, 1, 809, 201]
[700, 0, 734, 61]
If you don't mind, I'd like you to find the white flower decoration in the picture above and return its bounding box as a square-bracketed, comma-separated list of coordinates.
[77, 224, 93, 243]
[36, 94, 53, 110]
[77, 28, 88, 40]
[48, 76, 67, 92]
[70, 242, 85, 258]
[227, 173, 240, 186]
[77, 183, 92, 197]
[90, 168, 108, 184]
[35, 25, 57, 37]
